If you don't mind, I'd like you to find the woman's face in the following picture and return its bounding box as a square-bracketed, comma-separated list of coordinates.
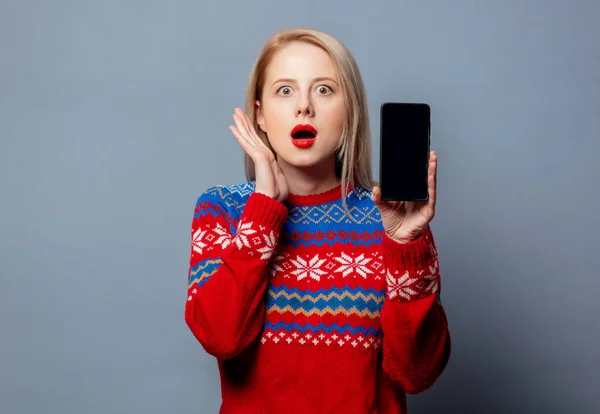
[256, 41, 345, 174]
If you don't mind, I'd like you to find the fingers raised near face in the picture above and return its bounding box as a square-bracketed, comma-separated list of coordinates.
[234, 108, 251, 135]
[234, 108, 258, 142]
[233, 108, 271, 154]
[231, 114, 260, 152]
[229, 124, 261, 160]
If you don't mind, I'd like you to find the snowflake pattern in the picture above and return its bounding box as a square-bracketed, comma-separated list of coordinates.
[192, 218, 279, 262]
[191, 228, 207, 255]
[211, 223, 232, 249]
[290, 254, 328, 281]
[386, 260, 439, 300]
[270, 251, 384, 282]
[333, 252, 374, 279]
[268, 253, 286, 277]
[234, 220, 258, 249]
[257, 231, 277, 260]
[190, 184, 443, 353]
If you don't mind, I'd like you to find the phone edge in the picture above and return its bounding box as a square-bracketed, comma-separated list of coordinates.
[378, 102, 431, 202]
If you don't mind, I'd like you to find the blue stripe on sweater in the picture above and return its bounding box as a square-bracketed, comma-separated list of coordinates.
[263, 322, 381, 336]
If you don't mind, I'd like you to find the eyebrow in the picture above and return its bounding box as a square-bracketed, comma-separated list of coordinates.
[270, 77, 339, 87]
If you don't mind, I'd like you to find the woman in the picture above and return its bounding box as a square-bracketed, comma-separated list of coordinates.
[185, 27, 450, 413]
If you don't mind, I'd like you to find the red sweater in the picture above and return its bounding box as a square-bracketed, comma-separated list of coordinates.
[185, 182, 450, 413]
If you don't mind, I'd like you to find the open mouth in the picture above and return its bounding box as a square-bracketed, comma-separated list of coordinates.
[290, 124, 317, 148]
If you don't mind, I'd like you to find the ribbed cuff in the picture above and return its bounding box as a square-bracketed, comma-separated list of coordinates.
[241, 192, 289, 230]
[382, 229, 436, 272]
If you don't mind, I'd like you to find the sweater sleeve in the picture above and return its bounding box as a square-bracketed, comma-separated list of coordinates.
[184, 187, 288, 360]
[379, 226, 451, 394]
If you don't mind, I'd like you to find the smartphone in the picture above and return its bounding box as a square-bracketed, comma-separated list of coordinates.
[379, 102, 431, 201]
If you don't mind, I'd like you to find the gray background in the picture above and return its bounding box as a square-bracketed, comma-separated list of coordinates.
[1, 0, 599, 413]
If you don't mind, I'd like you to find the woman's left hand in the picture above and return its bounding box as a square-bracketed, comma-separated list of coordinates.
[372, 150, 438, 244]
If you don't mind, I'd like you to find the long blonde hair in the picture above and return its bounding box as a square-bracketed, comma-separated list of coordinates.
[243, 27, 374, 216]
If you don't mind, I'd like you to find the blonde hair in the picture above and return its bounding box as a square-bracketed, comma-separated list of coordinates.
[243, 27, 374, 216]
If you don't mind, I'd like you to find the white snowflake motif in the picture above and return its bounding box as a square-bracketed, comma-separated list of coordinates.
[386, 270, 419, 300]
[257, 231, 277, 260]
[234, 220, 257, 249]
[386, 267, 439, 300]
[421, 273, 439, 295]
[211, 223, 232, 249]
[268, 253, 285, 277]
[192, 228, 207, 254]
[421, 261, 440, 294]
[333, 252, 374, 279]
[290, 254, 327, 281]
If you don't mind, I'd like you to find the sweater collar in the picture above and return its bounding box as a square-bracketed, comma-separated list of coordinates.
[285, 184, 345, 206]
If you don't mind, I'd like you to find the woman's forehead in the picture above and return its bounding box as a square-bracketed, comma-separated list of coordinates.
[265, 42, 337, 82]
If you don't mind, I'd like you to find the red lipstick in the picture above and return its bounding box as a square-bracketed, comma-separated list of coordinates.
[290, 124, 318, 148]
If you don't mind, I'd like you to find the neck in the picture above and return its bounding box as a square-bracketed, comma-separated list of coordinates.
[277, 156, 341, 196]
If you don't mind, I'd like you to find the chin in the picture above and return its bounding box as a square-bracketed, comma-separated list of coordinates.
[278, 150, 336, 171]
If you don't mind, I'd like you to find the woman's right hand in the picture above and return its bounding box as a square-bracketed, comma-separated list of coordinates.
[229, 108, 289, 202]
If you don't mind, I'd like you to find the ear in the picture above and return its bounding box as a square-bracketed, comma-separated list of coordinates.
[255, 100, 267, 133]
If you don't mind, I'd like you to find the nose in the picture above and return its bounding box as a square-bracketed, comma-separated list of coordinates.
[295, 94, 313, 117]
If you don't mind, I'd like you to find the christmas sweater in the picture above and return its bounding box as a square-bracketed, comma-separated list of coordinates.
[185, 181, 451, 414]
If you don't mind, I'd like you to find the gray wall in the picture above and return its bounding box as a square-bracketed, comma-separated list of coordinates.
[1, 0, 599, 413]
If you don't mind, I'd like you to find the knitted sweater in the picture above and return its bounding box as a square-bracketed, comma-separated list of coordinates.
[185, 181, 451, 414]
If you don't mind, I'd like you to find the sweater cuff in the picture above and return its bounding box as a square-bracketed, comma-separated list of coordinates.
[382, 228, 440, 302]
[382, 228, 437, 272]
[241, 191, 289, 231]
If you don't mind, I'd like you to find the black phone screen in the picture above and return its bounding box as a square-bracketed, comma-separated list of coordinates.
[379, 102, 430, 201]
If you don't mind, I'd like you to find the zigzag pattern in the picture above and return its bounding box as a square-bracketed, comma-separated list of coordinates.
[266, 286, 383, 318]
[268, 286, 384, 301]
[263, 321, 381, 336]
[200, 183, 377, 226]
[221, 181, 256, 197]
[288, 204, 380, 225]
[194, 198, 228, 219]
[267, 305, 379, 318]
[203, 186, 247, 217]
[188, 259, 222, 288]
